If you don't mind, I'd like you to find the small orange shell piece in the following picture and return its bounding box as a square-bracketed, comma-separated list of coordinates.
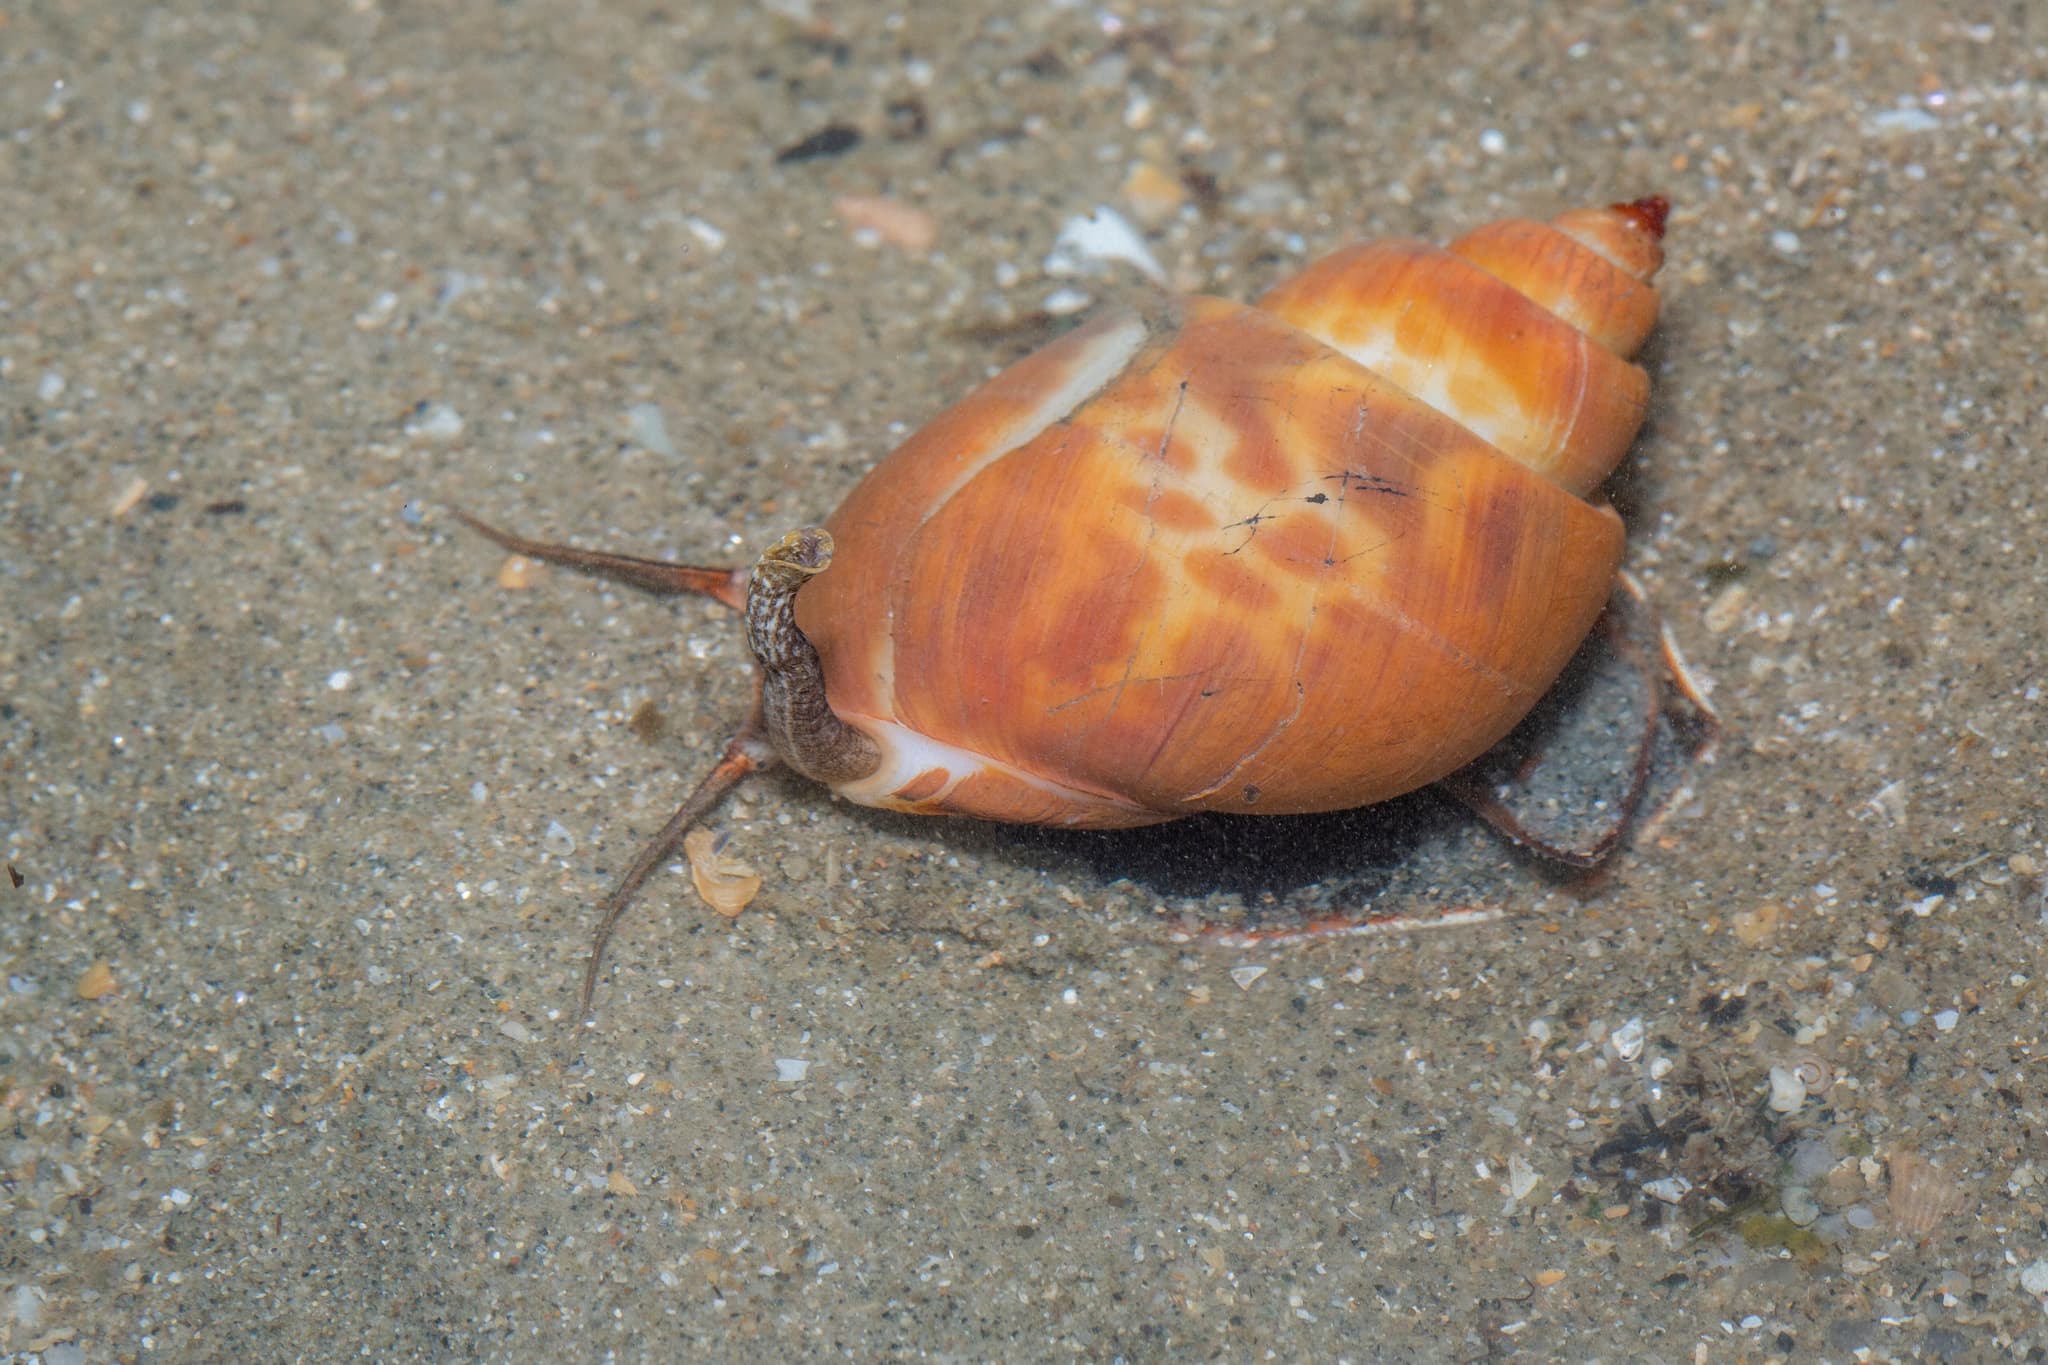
[798, 201, 1669, 827]
[683, 829, 762, 917]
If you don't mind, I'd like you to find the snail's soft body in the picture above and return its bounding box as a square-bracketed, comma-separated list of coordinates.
[459, 195, 1680, 1013]
[799, 199, 1668, 827]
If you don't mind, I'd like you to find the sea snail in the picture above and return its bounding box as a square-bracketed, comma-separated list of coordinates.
[461, 195, 1703, 1015]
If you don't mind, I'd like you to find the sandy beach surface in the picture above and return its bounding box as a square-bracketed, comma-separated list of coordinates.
[4, 2, 2045, 1360]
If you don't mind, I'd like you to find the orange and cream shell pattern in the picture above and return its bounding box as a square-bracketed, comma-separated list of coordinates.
[794, 199, 1670, 828]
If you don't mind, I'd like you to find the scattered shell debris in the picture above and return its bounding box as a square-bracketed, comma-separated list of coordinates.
[1642, 1174, 1692, 1204]
[684, 828, 762, 917]
[75, 961, 117, 1000]
[1044, 205, 1167, 285]
[1227, 964, 1267, 991]
[1766, 1063, 1810, 1114]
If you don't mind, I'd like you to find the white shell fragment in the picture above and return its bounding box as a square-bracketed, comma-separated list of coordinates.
[1766, 1063, 1808, 1113]
[1227, 964, 1267, 991]
[1608, 1017, 1647, 1062]
[684, 829, 762, 918]
[1044, 205, 1168, 285]
[625, 402, 678, 459]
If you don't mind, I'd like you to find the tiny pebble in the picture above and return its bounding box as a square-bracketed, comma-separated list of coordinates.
[1042, 286, 1093, 316]
[542, 820, 576, 857]
[1478, 128, 1507, 155]
[498, 1019, 533, 1044]
[1781, 1185, 1822, 1226]
[1934, 1008, 1959, 1031]
[405, 402, 465, 441]
[1865, 106, 1940, 134]
[168, 1186, 193, 1208]
[327, 669, 352, 691]
[1771, 229, 1801, 255]
[496, 555, 541, 590]
[1843, 1203, 1878, 1229]
[1119, 161, 1186, 226]
[471, 781, 488, 803]
[1789, 1138, 1836, 1182]
[2021, 1260, 2048, 1295]
[625, 402, 678, 458]
[775, 1058, 810, 1082]
[1812, 1212, 1851, 1244]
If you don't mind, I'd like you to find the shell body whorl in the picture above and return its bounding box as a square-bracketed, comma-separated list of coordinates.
[796, 201, 1669, 827]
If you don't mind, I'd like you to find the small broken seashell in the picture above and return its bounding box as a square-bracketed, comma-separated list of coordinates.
[834, 194, 939, 253]
[1044, 205, 1168, 285]
[1887, 1149, 1966, 1239]
[1784, 1053, 1833, 1096]
[111, 477, 151, 519]
[683, 828, 761, 918]
[76, 960, 118, 1000]
[1608, 1016, 1647, 1062]
[1766, 1063, 1808, 1113]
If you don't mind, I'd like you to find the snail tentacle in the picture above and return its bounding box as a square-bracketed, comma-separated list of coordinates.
[450, 508, 750, 610]
[578, 703, 776, 1021]
[747, 529, 883, 786]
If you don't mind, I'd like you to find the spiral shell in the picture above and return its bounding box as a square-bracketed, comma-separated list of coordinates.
[799, 199, 1669, 826]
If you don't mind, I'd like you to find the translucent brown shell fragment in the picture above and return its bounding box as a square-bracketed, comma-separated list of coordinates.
[683, 829, 762, 918]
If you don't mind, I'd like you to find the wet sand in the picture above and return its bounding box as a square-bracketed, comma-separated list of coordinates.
[4, 2, 2045, 1359]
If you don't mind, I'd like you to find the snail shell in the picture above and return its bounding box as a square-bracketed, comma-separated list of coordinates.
[795, 198, 1669, 827]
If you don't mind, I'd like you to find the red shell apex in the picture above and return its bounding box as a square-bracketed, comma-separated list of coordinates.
[1613, 195, 1671, 240]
